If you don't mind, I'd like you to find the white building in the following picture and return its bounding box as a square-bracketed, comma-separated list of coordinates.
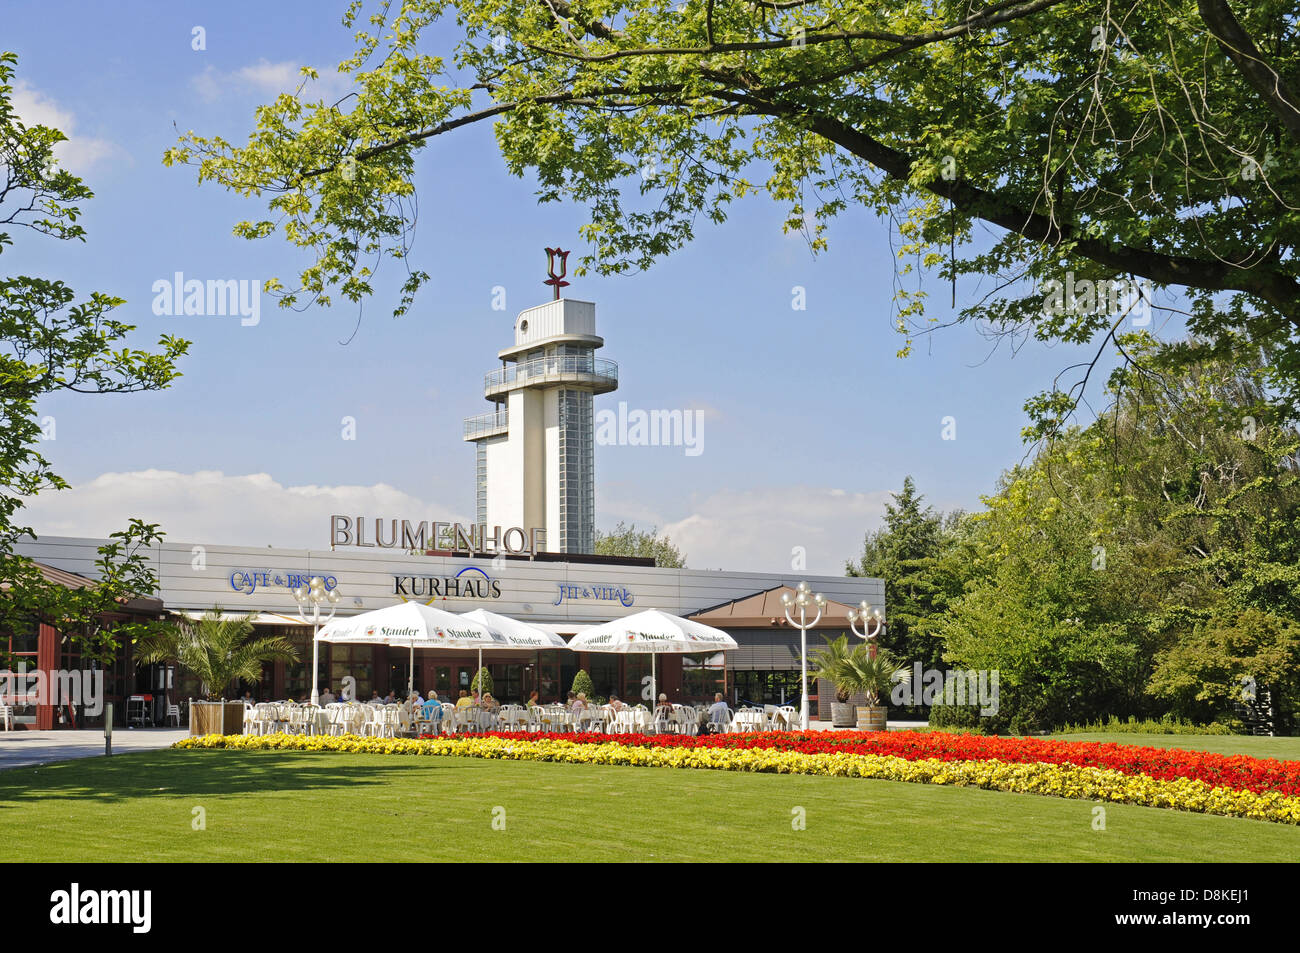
[463, 297, 618, 554]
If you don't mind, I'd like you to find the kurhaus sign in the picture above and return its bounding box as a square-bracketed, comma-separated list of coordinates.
[393, 566, 502, 600]
[331, 516, 546, 556]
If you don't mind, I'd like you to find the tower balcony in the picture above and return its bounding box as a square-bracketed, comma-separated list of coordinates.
[463, 408, 509, 441]
[483, 355, 618, 399]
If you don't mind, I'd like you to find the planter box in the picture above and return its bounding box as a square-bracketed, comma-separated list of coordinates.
[190, 701, 247, 736]
[856, 705, 887, 732]
[830, 702, 856, 727]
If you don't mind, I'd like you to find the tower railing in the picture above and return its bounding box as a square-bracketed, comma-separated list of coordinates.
[462, 408, 510, 439]
[484, 355, 618, 396]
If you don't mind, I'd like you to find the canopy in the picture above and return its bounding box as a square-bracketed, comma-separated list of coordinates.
[460, 609, 569, 650]
[568, 609, 737, 706]
[316, 603, 499, 699]
[316, 602, 497, 649]
[458, 608, 571, 700]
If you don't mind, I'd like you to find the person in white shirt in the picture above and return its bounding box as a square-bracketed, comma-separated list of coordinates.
[318, 688, 336, 705]
[707, 693, 730, 732]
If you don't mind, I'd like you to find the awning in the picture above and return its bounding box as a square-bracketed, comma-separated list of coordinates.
[170, 609, 310, 626]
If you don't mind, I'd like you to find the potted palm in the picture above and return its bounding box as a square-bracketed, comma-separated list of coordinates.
[848, 647, 907, 731]
[810, 636, 907, 730]
[810, 635, 861, 727]
[136, 608, 299, 735]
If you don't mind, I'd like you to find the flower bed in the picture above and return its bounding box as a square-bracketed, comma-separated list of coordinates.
[174, 731, 1300, 826]
[465, 731, 1300, 798]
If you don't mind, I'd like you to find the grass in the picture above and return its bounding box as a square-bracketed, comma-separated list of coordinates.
[3, 747, 1300, 861]
[1045, 731, 1300, 760]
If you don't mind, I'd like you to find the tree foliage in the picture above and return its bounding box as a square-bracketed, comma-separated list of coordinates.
[932, 344, 1300, 731]
[1, 51, 188, 661]
[169, 2, 1300, 417]
[847, 476, 960, 672]
[594, 520, 686, 567]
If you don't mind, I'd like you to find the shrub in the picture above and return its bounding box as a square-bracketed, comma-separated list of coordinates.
[1055, 714, 1242, 736]
[929, 703, 981, 729]
[571, 669, 594, 698]
[470, 667, 493, 695]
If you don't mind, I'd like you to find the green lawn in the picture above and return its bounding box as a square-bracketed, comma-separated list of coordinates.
[2, 748, 1299, 861]
[1046, 732, 1300, 760]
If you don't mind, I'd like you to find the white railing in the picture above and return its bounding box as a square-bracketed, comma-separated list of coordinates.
[484, 356, 618, 394]
[463, 409, 509, 439]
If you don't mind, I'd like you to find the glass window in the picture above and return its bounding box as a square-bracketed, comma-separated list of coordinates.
[623, 656, 652, 704]
[682, 653, 725, 701]
[588, 655, 618, 700]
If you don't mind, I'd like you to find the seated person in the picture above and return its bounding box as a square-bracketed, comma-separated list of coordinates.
[455, 690, 473, 709]
[526, 690, 540, 708]
[481, 692, 500, 711]
[707, 693, 730, 731]
[653, 693, 674, 727]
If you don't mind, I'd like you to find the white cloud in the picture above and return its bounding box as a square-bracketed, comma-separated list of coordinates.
[9, 81, 122, 172]
[18, 470, 466, 549]
[192, 60, 353, 104]
[621, 485, 891, 575]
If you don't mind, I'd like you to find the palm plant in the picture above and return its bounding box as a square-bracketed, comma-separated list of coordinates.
[810, 635, 907, 706]
[136, 609, 299, 701]
[810, 635, 859, 703]
[843, 646, 908, 706]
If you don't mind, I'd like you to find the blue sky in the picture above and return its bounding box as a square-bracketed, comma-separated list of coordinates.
[4, 0, 1154, 573]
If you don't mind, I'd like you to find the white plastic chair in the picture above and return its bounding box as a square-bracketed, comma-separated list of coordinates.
[0, 705, 13, 731]
[709, 706, 734, 734]
[675, 705, 697, 736]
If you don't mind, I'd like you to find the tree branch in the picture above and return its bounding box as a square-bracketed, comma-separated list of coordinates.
[1197, 0, 1300, 144]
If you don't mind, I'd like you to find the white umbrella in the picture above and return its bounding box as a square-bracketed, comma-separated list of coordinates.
[567, 609, 737, 708]
[317, 602, 498, 699]
[460, 609, 569, 700]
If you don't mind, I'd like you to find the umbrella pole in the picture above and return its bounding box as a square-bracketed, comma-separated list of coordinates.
[478, 647, 483, 699]
[651, 653, 656, 710]
[408, 644, 414, 699]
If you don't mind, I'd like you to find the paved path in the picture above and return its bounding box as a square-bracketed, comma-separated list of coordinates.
[809, 720, 929, 731]
[0, 728, 187, 771]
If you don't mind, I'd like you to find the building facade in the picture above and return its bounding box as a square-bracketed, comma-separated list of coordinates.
[12, 535, 884, 725]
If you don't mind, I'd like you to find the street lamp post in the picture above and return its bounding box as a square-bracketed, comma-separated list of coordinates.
[293, 576, 340, 706]
[781, 581, 826, 731]
[846, 600, 884, 659]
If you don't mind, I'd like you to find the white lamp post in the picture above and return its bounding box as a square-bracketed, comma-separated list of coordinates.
[293, 576, 340, 706]
[781, 581, 826, 730]
[846, 600, 884, 659]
